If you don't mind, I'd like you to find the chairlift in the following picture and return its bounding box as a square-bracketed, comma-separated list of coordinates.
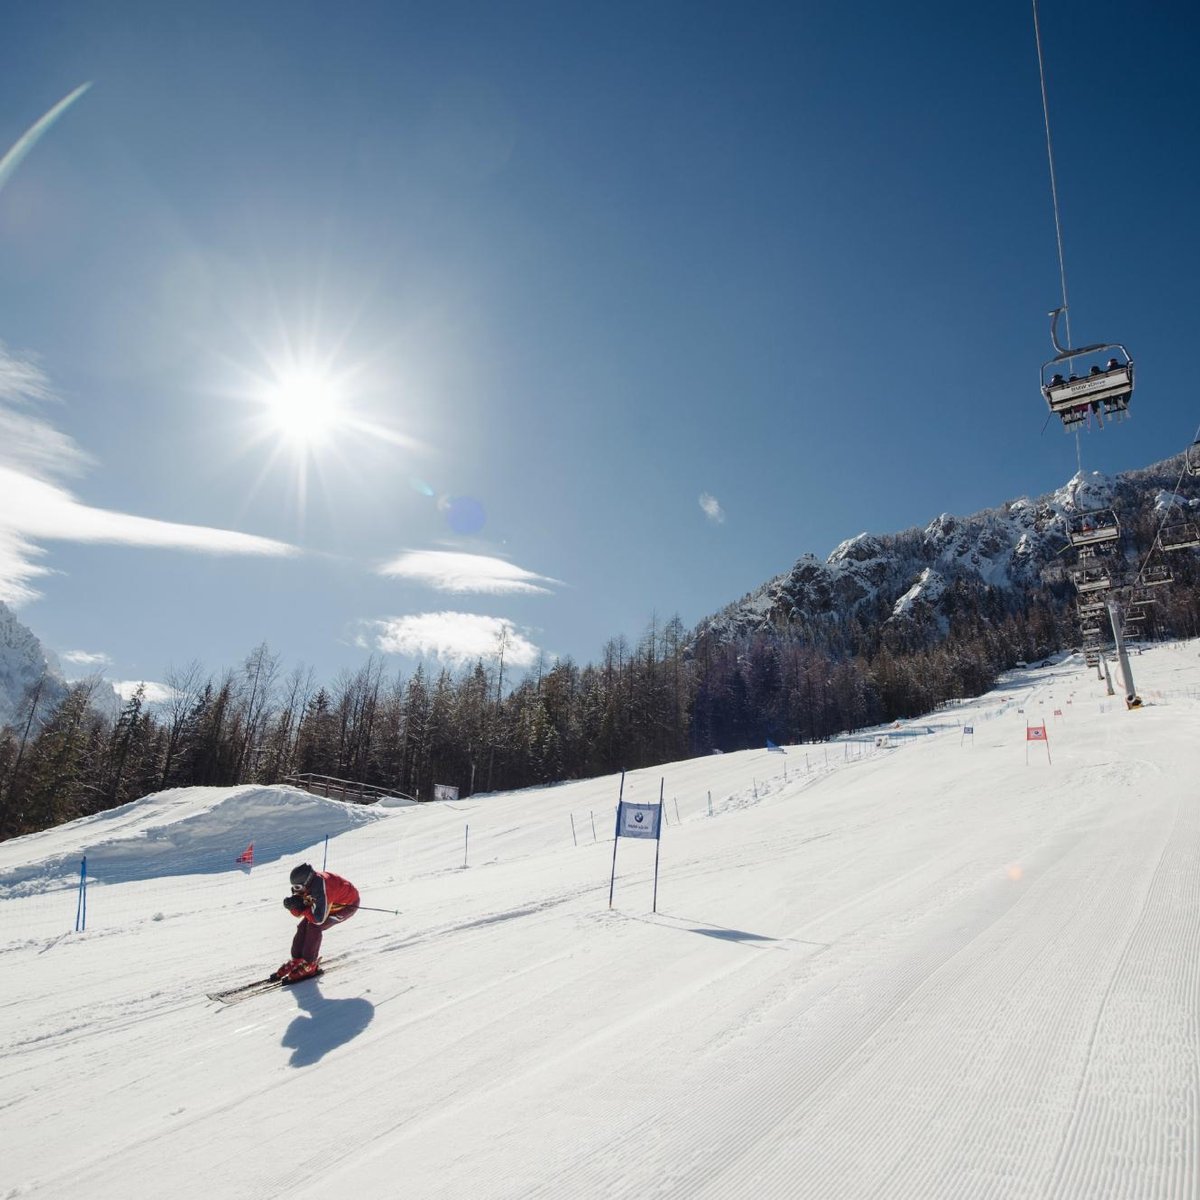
[1040, 309, 1134, 429]
[1139, 563, 1173, 587]
[1187, 440, 1200, 477]
[1066, 508, 1120, 549]
[1080, 624, 1103, 638]
[1077, 600, 1106, 618]
[1123, 609, 1147, 622]
[1127, 588, 1155, 608]
[1158, 522, 1200, 552]
[1071, 563, 1112, 593]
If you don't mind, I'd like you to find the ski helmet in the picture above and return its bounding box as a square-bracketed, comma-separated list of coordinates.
[289, 862, 315, 889]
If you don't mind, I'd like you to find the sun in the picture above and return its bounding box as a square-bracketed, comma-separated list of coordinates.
[262, 369, 344, 449]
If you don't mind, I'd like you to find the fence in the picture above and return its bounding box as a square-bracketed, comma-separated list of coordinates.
[1, 730, 933, 940]
[284, 773, 418, 806]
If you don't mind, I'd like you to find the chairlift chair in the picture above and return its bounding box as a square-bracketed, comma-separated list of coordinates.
[1123, 609, 1147, 622]
[1139, 564, 1173, 587]
[1067, 508, 1120, 549]
[1071, 564, 1112, 593]
[1040, 309, 1134, 429]
[1187, 440, 1200, 477]
[1077, 600, 1106, 618]
[1158, 522, 1200, 552]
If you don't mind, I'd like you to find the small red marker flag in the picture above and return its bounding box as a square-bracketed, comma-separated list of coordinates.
[235, 842, 254, 867]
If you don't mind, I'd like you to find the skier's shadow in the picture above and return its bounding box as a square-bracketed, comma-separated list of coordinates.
[281, 981, 375, 1068]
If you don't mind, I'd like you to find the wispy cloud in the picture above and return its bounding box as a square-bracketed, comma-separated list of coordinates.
[0, 83, 91, 195]
[62, 649, 112, 668]
[363, 612, 540, 668]
[699, 492, 726, 524]
[0, 345, 300, 605]
[378, 550, 562, 595]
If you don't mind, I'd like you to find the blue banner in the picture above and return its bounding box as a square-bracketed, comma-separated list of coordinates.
[617, 801, 662, 840]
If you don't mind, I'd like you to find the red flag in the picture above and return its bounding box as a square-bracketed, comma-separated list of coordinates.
[1026, 726, 1047, 741]
[235, 842, 254, 867]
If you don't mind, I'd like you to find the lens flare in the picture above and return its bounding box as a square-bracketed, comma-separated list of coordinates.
[441, 495, 486, 535]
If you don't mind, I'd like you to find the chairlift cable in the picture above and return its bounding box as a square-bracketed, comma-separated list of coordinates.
[1032, 0, 1072, 348]
[1134, 449, 1194, 582]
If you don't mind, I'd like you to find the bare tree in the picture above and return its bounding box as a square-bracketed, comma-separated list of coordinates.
[159, 660, 206, 788]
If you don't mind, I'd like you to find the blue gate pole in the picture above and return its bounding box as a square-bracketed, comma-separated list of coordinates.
[652, 779, 664, 914]
[75, 856, 87, 932]
[322, 834, 329, 871]
[608, 770, 625, 909]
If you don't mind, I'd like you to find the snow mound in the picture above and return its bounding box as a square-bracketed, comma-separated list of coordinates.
[0, 784, 387, 895]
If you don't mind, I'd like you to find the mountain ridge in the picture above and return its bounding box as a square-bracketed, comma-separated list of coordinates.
[693, 452, 1200, 651]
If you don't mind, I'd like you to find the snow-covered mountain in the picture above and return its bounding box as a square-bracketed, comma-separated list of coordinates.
[695, 454, 1200, 648]
[0, 600, 70, 732]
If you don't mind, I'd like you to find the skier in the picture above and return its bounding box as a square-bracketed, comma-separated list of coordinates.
[273, 862, 361, 982]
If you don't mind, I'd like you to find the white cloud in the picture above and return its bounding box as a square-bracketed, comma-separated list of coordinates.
[0, 345, 300, 604]
[366, 612, 540, 668]
[62, 649, 112, 668]
[699, 492, 726, 524]
[378, 550, 561, 595]
[0, 350, 90, 481]
[113, 680, 179, 704]
[0, 83, 91, 195]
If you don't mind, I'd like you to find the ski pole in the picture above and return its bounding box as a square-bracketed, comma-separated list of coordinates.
[355, 905, 401, 915]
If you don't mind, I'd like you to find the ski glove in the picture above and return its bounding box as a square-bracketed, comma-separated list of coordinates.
[284, 894, 306, 914]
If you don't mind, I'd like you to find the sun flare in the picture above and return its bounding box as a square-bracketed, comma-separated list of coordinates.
[263, 369, 344, 448]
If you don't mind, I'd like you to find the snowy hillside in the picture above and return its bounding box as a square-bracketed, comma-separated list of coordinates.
[2, 640, 1199, 1198]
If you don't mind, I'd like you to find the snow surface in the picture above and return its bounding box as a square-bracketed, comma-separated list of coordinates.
[3, 641, 1200, 1199]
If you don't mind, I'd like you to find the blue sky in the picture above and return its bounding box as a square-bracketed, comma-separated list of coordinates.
[1, 1, 1197, 694]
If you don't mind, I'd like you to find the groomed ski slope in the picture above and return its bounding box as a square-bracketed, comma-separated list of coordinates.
[2, 642, 1199, 1199]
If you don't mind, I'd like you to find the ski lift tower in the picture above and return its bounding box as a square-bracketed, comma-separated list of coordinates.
[1105, 596, 1141, 708]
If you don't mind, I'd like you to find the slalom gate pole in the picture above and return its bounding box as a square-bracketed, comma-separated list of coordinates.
[322, 834, 329, 871]
[75, 856, 87, 932]
[652, 779, 664, 914]
[608, 770, 625, 909]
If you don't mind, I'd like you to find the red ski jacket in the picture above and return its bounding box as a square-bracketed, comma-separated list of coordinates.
[300, 870, 360, 924]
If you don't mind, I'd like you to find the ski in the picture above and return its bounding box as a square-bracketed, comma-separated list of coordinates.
[207, 976, 289, 1004]
[207, 959, 343, 1005]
